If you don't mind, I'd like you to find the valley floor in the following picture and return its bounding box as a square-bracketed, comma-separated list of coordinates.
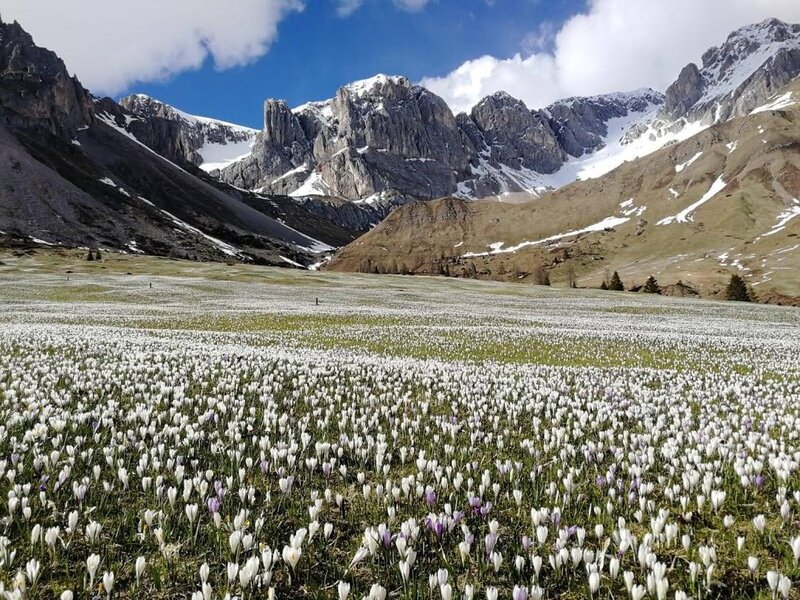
[0, 251, 798, 598]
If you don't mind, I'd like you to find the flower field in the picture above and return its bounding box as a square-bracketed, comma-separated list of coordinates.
[0, 255, 799, 599]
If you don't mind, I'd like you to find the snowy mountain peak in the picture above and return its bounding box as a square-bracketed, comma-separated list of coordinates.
[120, 94, 180, 121]
[118, 94, 258, 172]
[475, 91, 530, 111]
[121, 94, 258, 133]
[223, 19, 800, 205]
[341, 74, 409, 98]
[660, 17, 800, 126]
[546, 88, 664, 115]
[716, 18, 799, 51]
[701, 18, 800, 75]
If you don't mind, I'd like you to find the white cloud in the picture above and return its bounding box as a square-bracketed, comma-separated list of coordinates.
[1, 0, 304, 95]
[336, 0, 364, 17]
[392, 0, 431, 11]
[421, 0, 800, 114]
[335, 0, 431, 17]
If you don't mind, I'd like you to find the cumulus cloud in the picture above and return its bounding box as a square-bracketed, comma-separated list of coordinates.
[421, 0, 800, 114]
[1, 0, 304, 95]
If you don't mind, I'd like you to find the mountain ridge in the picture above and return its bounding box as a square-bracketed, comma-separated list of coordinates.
[111, 19, 800, 210]
[0, 17, 367, 265]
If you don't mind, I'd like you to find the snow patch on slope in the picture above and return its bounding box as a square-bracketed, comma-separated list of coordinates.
[289, 171, 333, 198]
[675, 152, 703, 173]
[759, 200, 800, 238]
[462, 216, 629, 258]
[750, 91, 796, 114]
[539, 105, 707, 189]
[160, 209, 242, 258]
[658, 176, 727, 225]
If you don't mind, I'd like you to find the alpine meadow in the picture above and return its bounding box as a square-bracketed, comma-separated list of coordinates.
[1, 2, 800, 599]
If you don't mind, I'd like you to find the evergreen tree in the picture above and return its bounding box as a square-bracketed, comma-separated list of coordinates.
[600, 281, 608, 290]
[725, 274, 751, 302]
[643, 275, 661, 294]
[86, 250, 95, 262]
[608, 271, 624, 291]
[94, 249, 102, 261]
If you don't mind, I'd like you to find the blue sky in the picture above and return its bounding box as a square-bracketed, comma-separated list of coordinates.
[130, 0, 582, 128]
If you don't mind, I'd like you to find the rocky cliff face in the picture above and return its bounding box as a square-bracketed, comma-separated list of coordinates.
[546, 89, 665, 157]
[220, 74, 663, 202]
[222, 75, 474, 201]
[469, 92, 566, 173]
[0, 19, 93, 138]
[663, 18, 800, 123]
[217, 19, 800, 205]
[114, 94, 258, 169]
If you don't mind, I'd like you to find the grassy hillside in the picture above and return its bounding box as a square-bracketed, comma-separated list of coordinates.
[327, 81, 800, 301]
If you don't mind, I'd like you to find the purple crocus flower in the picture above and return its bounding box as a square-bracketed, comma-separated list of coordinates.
[434, 521, 445, 540]
[522, 535, 532, 552]
[567, 525, 577, 538]
[425, 489, 437, 507]
[207, 497, 221, 514]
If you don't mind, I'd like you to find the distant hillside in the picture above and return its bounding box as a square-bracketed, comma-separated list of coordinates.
[326, 79, 800, 301]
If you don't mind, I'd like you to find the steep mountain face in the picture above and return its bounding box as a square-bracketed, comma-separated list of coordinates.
[114, 94, 259, 171]
[455, 89, 665, 198]
[661, 19, 800, 124]
[546, 90, 666, 157]
[0, 19, 93, 137]
[219, 75, 664, 203]
[327, 78, 800, 299]
[222, 75, 474, 202]
[0, 18, 363, 265]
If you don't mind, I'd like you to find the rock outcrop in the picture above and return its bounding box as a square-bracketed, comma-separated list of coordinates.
[222, 75, 474, 201]
[116, 94, 258, 169]
[0, 19, 93, 137]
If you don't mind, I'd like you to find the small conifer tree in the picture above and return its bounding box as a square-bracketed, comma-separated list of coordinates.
[608, 271, 624, 291]
[643, 275, 661, 294]
[725, 274, 751, 302]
